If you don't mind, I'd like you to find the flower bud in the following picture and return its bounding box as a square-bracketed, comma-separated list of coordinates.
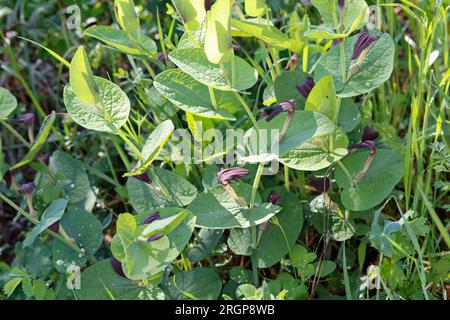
[17, 182, 35, 195]
[296, 77, 315, 99]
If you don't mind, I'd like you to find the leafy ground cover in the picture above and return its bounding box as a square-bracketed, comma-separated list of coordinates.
[0, 0, 449, 300]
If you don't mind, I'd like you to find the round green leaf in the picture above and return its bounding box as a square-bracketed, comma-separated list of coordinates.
[169, 48, 258, 91]
[63, 77, 130, 133]
[188, 182, 281, 229]
[253, 188, 304, 268]
[154, 69, 237, 120]
[163, 268, 222, 300]
[315, 31, 395, 98]
[228, 228, 253, 256]
[279, 127, 349, 171]
[52, 207, 103, 272]
[335, 149, 404, 211]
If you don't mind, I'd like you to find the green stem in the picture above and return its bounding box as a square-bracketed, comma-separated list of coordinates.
[149, 167, 173, 203]
[342, 241, 352, 300]
[234, 92, 259, 129]
[0, 120, 31, 148]
[0, 191, 83, 254]
[250, 163, 265, 208]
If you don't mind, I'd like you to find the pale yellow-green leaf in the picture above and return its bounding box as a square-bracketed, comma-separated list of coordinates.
[305, 75, 338, 123]
[245, 0, 267, 17]
[204, 0, 234, 64]
[173, 0, 206, 31]
[114, 0, 140, 38]
[69, 46, 99, 105]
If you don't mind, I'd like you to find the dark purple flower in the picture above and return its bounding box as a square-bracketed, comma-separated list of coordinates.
[217, 167, 249, 184]
[361, 126, 379, 142]
[338, 0, 345, 10]
[15, 113, 35, 126]
[135, 172, 151, 183]
[296, 77, 315, 99]
[332, 38, 343, 47]
[17, 182, 35, 195]
[111, 257, 126, 277]
[352, 29, 378, 60]
[308, 177, 331, 194]
[205, 0, 212, 11]
[350, 140, 377, 151]
[267, 191, 281, 205]
[143, 211, 161, 225]
[256, 110, 269, 121]
[48, 221, 60, 233]
[267, 100, 296, 121]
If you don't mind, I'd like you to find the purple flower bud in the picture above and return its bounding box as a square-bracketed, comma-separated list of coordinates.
[352, 29, 378, 60]
[143, 211, 161, 225]
[267, 191, 281, 205]
[48, 221, 60, 233]
[338, 0, 345, 10]
[350, 140, 377, 151]
[285, 53, 299, 70]
[146, 233, 164, 242]
[361, 126, 379, 142]
[266, 100, 296, 121]
[205, 0, 212, 11]
[15, 113, 35, 127]
[135, 172, 151, 183]
[332, 38, 343, 47]
[17, 182, 35, 195]
[217, 167, 249, 184]
[308, 177, 331, 194]
[256, 110, 269, 121]
[111, 257, 126, 277]
[296, 77, 315, 99]
[259, 221, 269, 232]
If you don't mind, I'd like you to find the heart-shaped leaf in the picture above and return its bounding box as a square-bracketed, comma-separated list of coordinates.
[64, 76, 130, 133]
[335, 149, 404, 211]
[154, 69, 237, 120]
[205, 0, 234, 64]
[169, 48, 258, 91]
[245, 0, 267, 17]
[173, 0, 206, 31]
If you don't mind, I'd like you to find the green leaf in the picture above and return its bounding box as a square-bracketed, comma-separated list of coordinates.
[69, 46, 99, 105]
[274, 70, 308, 106]
[154, 69, 237, 120]
[335, 149, 404, 211]
[164, 268, 222, 300]
[338, 99, 361, 132]
[76, 260, 162, 300]
[279, 127, 349, 171]
[205, 0, 234, 64]
[311, 0, 369, 33]
[153, 167, 198, 207]
[228, 228, 253, 256]
[305, 75, 338, 123]
[40, 151, 91, 204]
[124, 120, 174, 177]
[0, 87, 17, 119]
[253, 188, 304, 268]
[52, 207, 103, 272]
[258, 110, 337, 157]
[10, 111, 56, 170]
[3, 278, 22, 297]
[84, 26, 156, 57]
[188, 182, 281, 229]
[169, 48, 258, 91]
[188, 229, 224, 261]
[142, 210, 189, 238]
[126, 177, 169, 214]
[23, 198, 68, 247]
[331, 213, 355, 241]
[245, 0, 267, 17]
[315, 31, 395, 98]
[314, 260, 336, 278]
[173, 0, 206, 31]
[114, 0, 140, 37]
[63, 76, 130, 133]
[231, 19, 292, 50]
